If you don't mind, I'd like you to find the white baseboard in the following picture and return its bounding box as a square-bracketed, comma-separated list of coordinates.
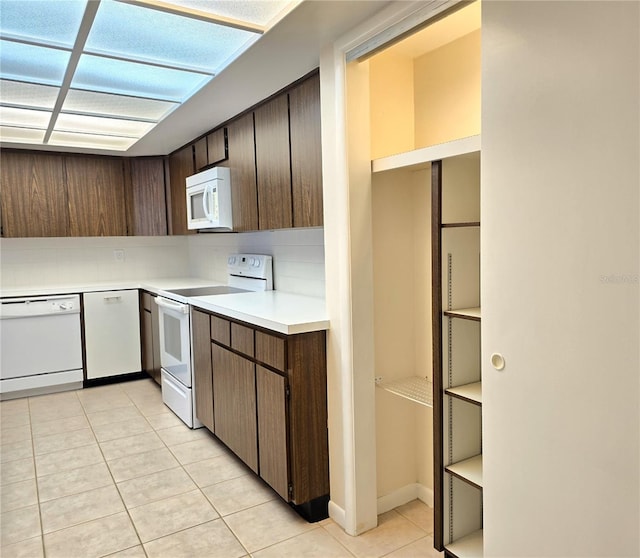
[328, 500, 346, 529]
[377, 483, 434, 515]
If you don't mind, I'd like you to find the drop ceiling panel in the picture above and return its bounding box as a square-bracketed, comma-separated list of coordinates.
[86, 1, 259, 73]
[55, 113, 155, 137]
[71, 54, 211, 101]
[0, 0, 86, 47]
[0, 81, 60, 109]
[160, 0, 295, 26]
[0, 126, 46, 143]
[49, 130, 138, 150]
[0, 106, 51, 128]
[62, 89, 177, 120]
[0, 41, 71, 85]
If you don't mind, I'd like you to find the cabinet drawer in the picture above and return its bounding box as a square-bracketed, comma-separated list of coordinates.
[210, 315, 230, 346]
[255, 331, 286, 371]
[231, 323, 254, 357]
[142, 292, 153, 311]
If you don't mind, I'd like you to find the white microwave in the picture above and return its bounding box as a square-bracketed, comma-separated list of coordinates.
[186, 166, 233, 230]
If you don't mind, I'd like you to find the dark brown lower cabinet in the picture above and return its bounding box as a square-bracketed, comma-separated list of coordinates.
[256, 365, 289, 500]
[191, 306, 329, 521]
[212, 344, 258, 472]
[192, 309, 214, 431]
[140, 292, 161, 385]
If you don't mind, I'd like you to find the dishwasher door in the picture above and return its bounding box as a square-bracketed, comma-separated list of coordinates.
[0, 295, 83, 397]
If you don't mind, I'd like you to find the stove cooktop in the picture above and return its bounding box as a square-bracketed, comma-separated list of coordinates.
[167, 286, 249, 297]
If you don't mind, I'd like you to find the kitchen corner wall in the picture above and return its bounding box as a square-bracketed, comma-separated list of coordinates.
[0, 236, 189, 289]
[0, 228, 325, 298]
[188, 227, 325, 298]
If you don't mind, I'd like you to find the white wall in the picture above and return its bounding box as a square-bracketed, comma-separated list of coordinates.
[0, 236, 188, 290]
[482, 2, 639, 556]
[187, 227, 325, 298]
[0, 228, 325, 299]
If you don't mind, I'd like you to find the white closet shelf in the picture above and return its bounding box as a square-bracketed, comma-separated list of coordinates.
[445, 454, 483, 489]
[445, 381, 482, 405]
[444, 307, 481, 321]
[371, 135, 481, 173]
[446, 529, 483, 558]
[375, 376, 433, 407]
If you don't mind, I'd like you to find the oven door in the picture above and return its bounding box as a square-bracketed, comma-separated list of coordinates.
[155, 297, 191, 388]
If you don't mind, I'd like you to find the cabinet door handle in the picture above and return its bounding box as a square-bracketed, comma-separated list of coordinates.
[103, 295, 122, 301]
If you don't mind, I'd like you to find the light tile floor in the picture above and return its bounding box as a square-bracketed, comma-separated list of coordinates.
[1, 379, 443, 558]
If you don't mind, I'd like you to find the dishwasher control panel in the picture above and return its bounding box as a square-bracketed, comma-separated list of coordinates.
[1, 295, 81, 318]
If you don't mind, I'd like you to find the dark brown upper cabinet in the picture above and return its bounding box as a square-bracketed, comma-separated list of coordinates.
[254, 94, 293, 230]
[194, 136, 208, 172]
[65, 155, 127, 237]
[207, 127, 227, 166]
[126, 157, 168, 236]
[194, 127, 227, 172]
[167, 144, 194, 235]
[225, 113, 258, 232]
[289, 73, 323, 228]
[0, 151, 70, 238]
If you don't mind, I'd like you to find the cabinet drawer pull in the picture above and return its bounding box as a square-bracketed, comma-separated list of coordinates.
[103, 295, 122, 301]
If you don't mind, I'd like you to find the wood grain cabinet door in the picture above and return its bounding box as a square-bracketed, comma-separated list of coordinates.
[142, 307, 162, 385]
[192, 309, 214, 432]
[207, 128, 227, 165]
[254, 94, 292, 230]
[225, 113, 258, 232]
[212, 344, 258, 471]
[167, 145, 194, 235]
[65, 155, 127, 237]
[0, 151, 69, 237]
[127, 157, 167, 236]
[257, 365, 289, 500]
[194, 137, 208, 171]
[289, 73, 323, 228]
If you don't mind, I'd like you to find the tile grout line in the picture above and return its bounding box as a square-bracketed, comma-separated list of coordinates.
[84, 384, 149, 558]
[26, 393, 46, 558]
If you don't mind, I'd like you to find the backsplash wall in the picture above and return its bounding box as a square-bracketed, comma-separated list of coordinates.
[0, 236, 189, 290]
[0, 228, 325, 298]
[188, 227, 326, 298]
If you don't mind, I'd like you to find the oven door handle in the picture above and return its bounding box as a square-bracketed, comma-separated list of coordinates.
[154, 297, 189, 314]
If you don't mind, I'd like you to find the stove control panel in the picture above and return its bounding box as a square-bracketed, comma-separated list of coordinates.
[227, 254, 273, 290]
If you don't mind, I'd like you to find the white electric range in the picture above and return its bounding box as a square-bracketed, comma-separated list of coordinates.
[154, 254, 273, 427]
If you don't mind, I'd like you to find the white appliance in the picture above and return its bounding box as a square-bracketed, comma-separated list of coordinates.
[83, 290, 141, 380]
[0, 295, 83, 399]
[186, 166, 233, 230]
[155, 254, 273, 427]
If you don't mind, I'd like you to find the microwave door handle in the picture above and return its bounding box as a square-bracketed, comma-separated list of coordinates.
[203, 184, 214, 221]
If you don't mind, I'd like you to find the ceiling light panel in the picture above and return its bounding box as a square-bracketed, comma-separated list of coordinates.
[164, 0, 295, 27]
[0, 0, 87, 47]
[0, 106, 51, 129]
[63, 89, 177, 120]
[55, 113, 155, 137]
[86, 1, 260, 73]
[0, 41, 71, 86]
[0, 81, 60, 109]
[72, 54, 211, 101]
[0, 0, 299, 151]
[0, 126, 46, 144]
[49, 130, 138, 150]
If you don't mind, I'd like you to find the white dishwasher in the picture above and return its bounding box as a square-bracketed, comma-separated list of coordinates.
[83, 289, 141, 380]
[0, 294, 83, 400]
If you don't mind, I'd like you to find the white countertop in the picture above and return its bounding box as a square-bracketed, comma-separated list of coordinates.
[1, 278, 329, 335]
[190, 291, 329, 335]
